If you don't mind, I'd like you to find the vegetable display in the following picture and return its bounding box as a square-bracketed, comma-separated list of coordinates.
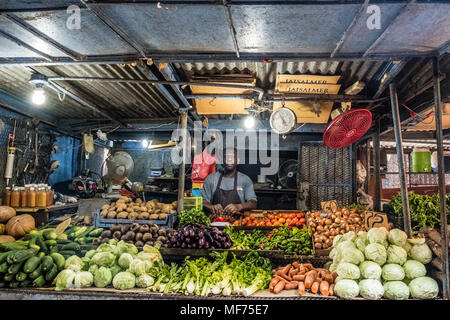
[58, 225, 104, 257]
[270, 262, 337, 296]
[168, 223, 232, 249]
[224, 226, 267, 250]
[177, 208, 210, 229]
[265, 227, 313, 255]
[98, 222, 176, 248]
[100, 197, 177, 221]
[238, 212, 306, 227]
[327, 227, 438, 299]
[307, 207, 366, 251]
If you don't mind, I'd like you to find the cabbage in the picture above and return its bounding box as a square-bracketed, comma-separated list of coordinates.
[108, 238, 118, 245]
[129, 259, 147, 276]
[329, 263, 338, 273]
[142, 245, 163, 262]
[359, 261, 382, 280]
[354, 231, 369, 252]
[334, 279, 359, 299]
[65, 255, 84, 270]
[386, 245, 407, 265]
[407, 237, 426, 245]
[339, 247, 365, 265]
[402, 241, 412, 255]
[137, 251, 161, 264]
[364, 243, 387, 266]
[136, 274, 155, 288]
[403, 260, 426, 279]
[94, 266, 112, 288]
[324, 261, 333, 270]
[96, 243, 115, 253]
[112, 271, 136, 290]
[74, 271, 93, 288]
[88, 264, 99, 275]
[408, 277, 439, 299]
[381, 239, 390, 249]
[114, 241, 138, 256]
[54, 269, 76, 291]
[342, 231, 356, 242]
[383, 281, 410, 300]
[336, 262, 360, 280]
[85, 249, 96, 259]
[368, 227, 388, 244]
[381, 264, 405, 281]
[118, 253, 134, 269]
[409, 243, 432, 264]
[333, 234, 343, 247]
[91, 252, 116, 267]
[66, 264, 81, 272]
[388, 229, 407, 246]
[358, 279, 384, 299]
[329, 248, 338, 260]
[333, 241, 357, 264]
[109, 265, 122, 278]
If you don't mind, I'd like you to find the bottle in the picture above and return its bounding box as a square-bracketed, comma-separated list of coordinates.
[46, 186, 53, 206]
[37, 187, 47, 208]
[11, 187, 20, 208]
[20, 187, 27, 207]
[4, 187, 11, 207]
[27, 187, 37, 208]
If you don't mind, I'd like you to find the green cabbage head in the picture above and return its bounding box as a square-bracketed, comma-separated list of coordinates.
[408, 276, 439, 299]
[359, 261, 382, 279]
[129, 259, 147, 277]
[358, 279, 384, 299]
[109, 265, 123, 278]
[403, 260, 426, 279]
[339, 247, 365, 265]
[354, 231, 369, 252]
[118, 253, 134, 269]
[64, 255, 84, 270]
[383, 281, 410, 300]
[112, 271, 136, 290]
[91, 252, 116, 267]
[388, 229, 407, 246]
[381, 264, 405, 281]
[74, 271, 93, 288]
[386, 245, 407, 265]
[368, 227, 388, 244]
[334, 279, 359, 299]
[54, 269, 76, 291]
[94, 266, 112, 288]
[136, 274, 155, 288]
[336, 262, 360, 280]
[364, 243, 387, 266]
[409, 243, 432, 264]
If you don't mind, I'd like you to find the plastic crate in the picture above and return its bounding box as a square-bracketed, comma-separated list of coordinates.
[94, 210, 176, 229]
[183, 196, 202, 211]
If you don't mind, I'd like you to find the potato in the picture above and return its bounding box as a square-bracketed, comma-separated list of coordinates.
[140, 206, 148, 212]
[126, 207, 134, 213]
[100, 210, 108, 218]
[139, 212, 150, 220]
[158, 213, 168, 220]
[149, 214, 159, 220]
[117, 211, 128, 219]
[153, 209, 161, 215]
[136, 198, 143, 204]
[107, 211, 117, 219]
[160, 203, 173, 213]
[101, 204, 110, 211]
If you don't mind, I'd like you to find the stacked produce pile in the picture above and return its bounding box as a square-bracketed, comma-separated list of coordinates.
[100, 197, 177, 220]
[168, 223, 232, 249]
[224, 226, 313, 255]
[177, 208, 210, 228]
[307, 207, 366, 251]
[238, 212, 306, 227]
[327, 227, 438, 299]
[270, 262, 337, 296]
[98, 222, 176, 248]
[53, 240, 163, 291]
[60, 225, 103, 255]
[0, 206, 36, 243]
[420, 226, 450, 285]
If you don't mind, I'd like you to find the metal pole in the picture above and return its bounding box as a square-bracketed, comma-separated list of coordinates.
[432, 56, 449, 300]
[389, 82, 412, 236]
[366, 139, 371, 194]
[374, 120, 381, 211]
[177, 111, 188, 213]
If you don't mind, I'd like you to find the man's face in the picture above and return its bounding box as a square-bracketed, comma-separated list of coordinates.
[224, 150, 237, 172]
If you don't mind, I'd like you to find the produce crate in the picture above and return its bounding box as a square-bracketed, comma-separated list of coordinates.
[94, 210, 176, 229]
[183, 196, 202, 211]
[305, 211, 333, 257]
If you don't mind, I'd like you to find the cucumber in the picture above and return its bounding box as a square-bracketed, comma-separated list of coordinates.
[63, 226, 76, 235]
[77, 226, 95, 238]
[6, 250, 18, 264]
[49, 246, 58, 254]
[0, 262, 7, 273]
[38, 252, 45, 259]
[50, 253, 65, 271]
[36, 236, 49, 254]
[80, 250, 88, 256]
[9, 281, 20, 288]
[0, 281, 6, 288]
[61, 243, 80, 251]
[0, 242, 28, 251]
[8, 261, 24, 275]
[16, 271, 27, 282]
[29, 265, 42, 280]
[32, 275, 46, 287]
[59, 250, 77, 256]
[41, 256, 53, 272]
[45, 240, 57, 246]
[4, 273, 15, 281]
[56, 239, 72, 245]
[19, 279, 32, 287]
[88, 228, 103, 237]
[56, 233, 68, 240]
[12, 248, 38, 263]
[45, 263, 58, 282]
[43, 230, 57, 240]
[0, 252, 10, 263]
[23, 256, 41, 273]
[73, 226, 87, 237]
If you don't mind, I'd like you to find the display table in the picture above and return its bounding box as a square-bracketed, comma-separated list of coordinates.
[14, 203, 79, 226]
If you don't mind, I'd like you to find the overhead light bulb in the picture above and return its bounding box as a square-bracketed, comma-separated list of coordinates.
[31, 88, 46, 105]
[244, 116, 255, 129]
[142, 139, 148, 148]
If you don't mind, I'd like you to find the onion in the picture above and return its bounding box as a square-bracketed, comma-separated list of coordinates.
[334, 218, 341, 224]
[325, 219, 332, 225]
[315, 242, 322, 249]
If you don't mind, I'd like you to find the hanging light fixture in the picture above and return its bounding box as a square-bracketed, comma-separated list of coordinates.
[29, 73, 48, 106]
[244, 115, 255, 129]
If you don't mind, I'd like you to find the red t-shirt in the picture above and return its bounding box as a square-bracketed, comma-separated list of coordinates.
[191, 149, 217, 184]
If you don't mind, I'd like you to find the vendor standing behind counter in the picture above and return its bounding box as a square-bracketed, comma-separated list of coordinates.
[202, 148, 257, 217]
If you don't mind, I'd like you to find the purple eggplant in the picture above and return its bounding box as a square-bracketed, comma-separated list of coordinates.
[184, 229, 189, 237]
[198, 238, 205, 247]
[192, 243, 197, 248]
[185, 237, 191, 243]
[204, 242, 210, 249]
[189, 229, 195, 238]
[187, 244, 192, 249]
[181, 242, 187, 248]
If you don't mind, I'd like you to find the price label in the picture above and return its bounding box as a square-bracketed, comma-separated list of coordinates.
[321, 200, 338, 213]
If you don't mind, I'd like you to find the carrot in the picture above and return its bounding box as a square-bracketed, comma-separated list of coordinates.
[292, 274, 305, 281]
[280, 264, 291, 275]
[284, 281, 299, 290]
[303, 263, 314, 271]
[289, 268, 299, 276]
[297, 281, 305, 295]
[304, 270, 318, 289]
[278, 273, 292, 282]
[299, 266, 307, 275]
[329, 283, 335, 296]
[319, 280, 330, 296]
[292, 261, 300, 268]
[273, 280, 286, 294]
[311, 281, 320, 294]
[269, 277, 281, 291]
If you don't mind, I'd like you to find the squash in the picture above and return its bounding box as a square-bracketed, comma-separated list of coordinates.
[0, 206, 16, 223]
[5, 214, 35, 238]
[0, 223, 5, 235]
[0, 235, 15, 243]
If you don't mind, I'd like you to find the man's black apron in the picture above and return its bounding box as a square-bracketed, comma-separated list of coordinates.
[211, 172, 242, 208]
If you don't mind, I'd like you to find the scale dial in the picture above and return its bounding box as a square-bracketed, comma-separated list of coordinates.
[269, 107, 297, 135]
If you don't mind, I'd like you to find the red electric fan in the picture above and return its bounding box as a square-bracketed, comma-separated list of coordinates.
[323, 108, 372, 149]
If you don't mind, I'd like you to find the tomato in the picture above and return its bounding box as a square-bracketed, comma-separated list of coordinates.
[278, 217, 286, 224]
[233, 220, 240, 226]
[297, 212, 305, 218]
[268, 214, 275, 220]
[299, 218, 306, 225]
[286, 218, 292, 225]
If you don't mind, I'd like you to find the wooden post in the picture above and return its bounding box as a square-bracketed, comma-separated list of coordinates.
[177, 111, 188, 213]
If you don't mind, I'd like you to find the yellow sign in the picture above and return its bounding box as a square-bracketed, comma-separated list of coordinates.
[274, 74, 341, 123]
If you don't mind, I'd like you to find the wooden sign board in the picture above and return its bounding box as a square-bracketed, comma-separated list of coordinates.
[274, 74, 341, 123]
[364, 211, 390, 231]
[321, 200, 338, 213]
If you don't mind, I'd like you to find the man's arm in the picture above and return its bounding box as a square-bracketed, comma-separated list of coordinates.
[201, 174, 223, 216]
[223, 175, 257, 214]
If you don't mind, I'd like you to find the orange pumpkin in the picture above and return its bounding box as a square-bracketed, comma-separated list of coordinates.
[0, 206, 16, 223]
[6, 214, 35, 238]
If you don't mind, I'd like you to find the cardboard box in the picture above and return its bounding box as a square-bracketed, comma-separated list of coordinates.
[364, 211, 390, 231]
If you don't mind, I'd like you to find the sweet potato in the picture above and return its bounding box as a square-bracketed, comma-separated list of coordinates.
[303, 263, 314, 271]
[329, 283, 335, 296]
[298, 282, 305, 295]
[269, 277, 280, 292]
[320, 280, 330, 296]
[292, 261, 300, 268]
[284, 281, 299, 290]
[331, 271, 338, 282]
[304, 270, 318, 289]
[280, 264, 291, 275]
[299, 266, 307, 275]
[292, 274, 305, 282]
[273, 280, 286, 294]
[278, 272, 292, 282]
[311, 281, 320, 294]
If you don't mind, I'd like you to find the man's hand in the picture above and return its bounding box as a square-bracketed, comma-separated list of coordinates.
[211, 204, 224, 216]
[224, 203, 243, 215]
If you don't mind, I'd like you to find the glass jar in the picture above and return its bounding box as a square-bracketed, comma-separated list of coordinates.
[46, 186, 53, 206]
[20, 187, 27, 207]
[27, 187, 37, 208]
[11, 187, 20, 208]
[37, 187, 47, 207]
[4, 187, 11, 207]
